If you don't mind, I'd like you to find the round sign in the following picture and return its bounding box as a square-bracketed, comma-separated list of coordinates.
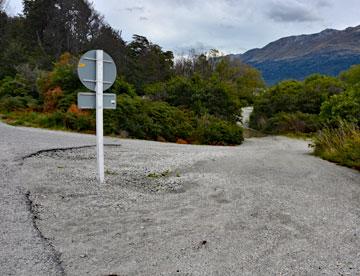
[77, 50, 117, 91]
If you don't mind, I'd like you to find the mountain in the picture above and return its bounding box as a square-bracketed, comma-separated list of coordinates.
[230, 26, 360, 85]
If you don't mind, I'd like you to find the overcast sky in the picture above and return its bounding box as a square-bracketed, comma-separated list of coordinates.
[6, 0, 360, 55]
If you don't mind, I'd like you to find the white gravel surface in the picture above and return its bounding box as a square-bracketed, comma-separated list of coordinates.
[240, 107, 253, 127]
[1, 121, 359, 276]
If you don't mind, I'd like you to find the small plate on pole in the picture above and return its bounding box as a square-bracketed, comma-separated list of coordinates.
[78, 92, 117, 109]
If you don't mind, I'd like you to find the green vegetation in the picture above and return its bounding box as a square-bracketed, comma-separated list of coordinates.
[147, 170, 171, 178]
[249, 75, 345, 134]
[250, 67, 360, 169]
[192, 115, 243, 145]
[0, 1, 267, 146]
[105, 169, 118, 176]
[320, 86, 360, 126]
[313, 122, 360, 170]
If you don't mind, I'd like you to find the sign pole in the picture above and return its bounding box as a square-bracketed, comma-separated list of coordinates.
[96, 50, 105, 183]
[78, 49, 116, 184]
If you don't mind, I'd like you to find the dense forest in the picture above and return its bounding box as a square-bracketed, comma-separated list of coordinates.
[0, 0, 359, 168]
[0, 0, 265, 145]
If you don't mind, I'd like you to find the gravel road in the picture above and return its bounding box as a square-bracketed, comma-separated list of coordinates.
[240, 107, 253, 127]
[0, 121, 359, 276]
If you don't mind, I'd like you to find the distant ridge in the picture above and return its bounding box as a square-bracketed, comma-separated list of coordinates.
[230, 25, 360, 85]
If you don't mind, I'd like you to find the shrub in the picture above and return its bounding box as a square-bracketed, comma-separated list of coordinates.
[264, 112, 320, 134]
[63, 111, 95, 131]
[313, 121, 360, 170]
[38, 111, 65, 128]
[143, 82, 167, 101]
[320, 86, 360, 126]
[301, 74, 345, 114]
[193, 115, 244, 145]
[37, 53, 83, 111]
[109, 77, 137, 97]
[104, 95, 245, 145]
[0, 96, 27, 112]
[250, 76, 345, 133]
[0, 75, 39, 112]
[202, 77, 241, 122]
[340, 64, 360, 87]
[43, 86, 63, 112]
[2, 111, 64, 129]
[163, 76, 200, 109]
[104, 95, 194, 142]
[151, 75, 241, 122]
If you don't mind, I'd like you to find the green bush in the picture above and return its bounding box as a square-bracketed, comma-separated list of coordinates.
[250, 76, 345, 133]
[143, 82, 167, 101]
[193, 115, 244, 145]
[0, 52, 250, 146]
[340, 64, 360, 87]
[104, 95, 245, 145]
[264, 112, 320, 134]
[63, 112, 95, 131]
[2, 110, 95, 131]
[202, 77, 241, 122]
[104, 95, 194, 142]
[171, 76, 198, 107]
[0, 75, 39, 112]
[148, 75, 241, 122]
[313, 121, 360, 170]
[109, 77, 137, 97]
[320, 86, 360, 126]
[0, 96, 27, 112]
[38, 111, 65, 128]
[301, 74, 345, 114]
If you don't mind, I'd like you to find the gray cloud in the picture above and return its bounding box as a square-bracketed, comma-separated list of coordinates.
[315, 0, 333, 8]
[125, 6, 144, 13]
[267, 1, 321, 22]
[7, 0, 360, 55]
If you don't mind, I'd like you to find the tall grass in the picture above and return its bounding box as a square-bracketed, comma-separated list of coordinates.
[313, 121, 360, 170]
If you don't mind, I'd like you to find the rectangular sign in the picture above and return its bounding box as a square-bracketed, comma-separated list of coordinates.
[77, 92, 117, 109]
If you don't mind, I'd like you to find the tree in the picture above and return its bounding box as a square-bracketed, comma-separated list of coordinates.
[340, 64, 360, 87]
[174, 49, 216, 79]
[22, 0, 104, 67]
[89, 25, 127, 75]
[125, 35, 174, 91]
[0, 0, 7, 12]
[0, 15, 28, 78]
[300, 74, 345, 114]
[0, 5, 8, 76]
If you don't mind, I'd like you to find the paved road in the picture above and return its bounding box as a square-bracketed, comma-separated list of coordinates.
[0, 122, 359, 275]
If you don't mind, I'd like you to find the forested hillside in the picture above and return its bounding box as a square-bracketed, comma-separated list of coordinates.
[0, 0, 265, 145]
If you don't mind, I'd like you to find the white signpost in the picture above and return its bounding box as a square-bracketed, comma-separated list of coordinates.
[77, 50, 117, 183]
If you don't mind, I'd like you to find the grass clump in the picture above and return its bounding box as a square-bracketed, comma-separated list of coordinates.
[313, 121, 360, 170]
[147, 170, 171, 178]
[105, 169, 118, 176]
